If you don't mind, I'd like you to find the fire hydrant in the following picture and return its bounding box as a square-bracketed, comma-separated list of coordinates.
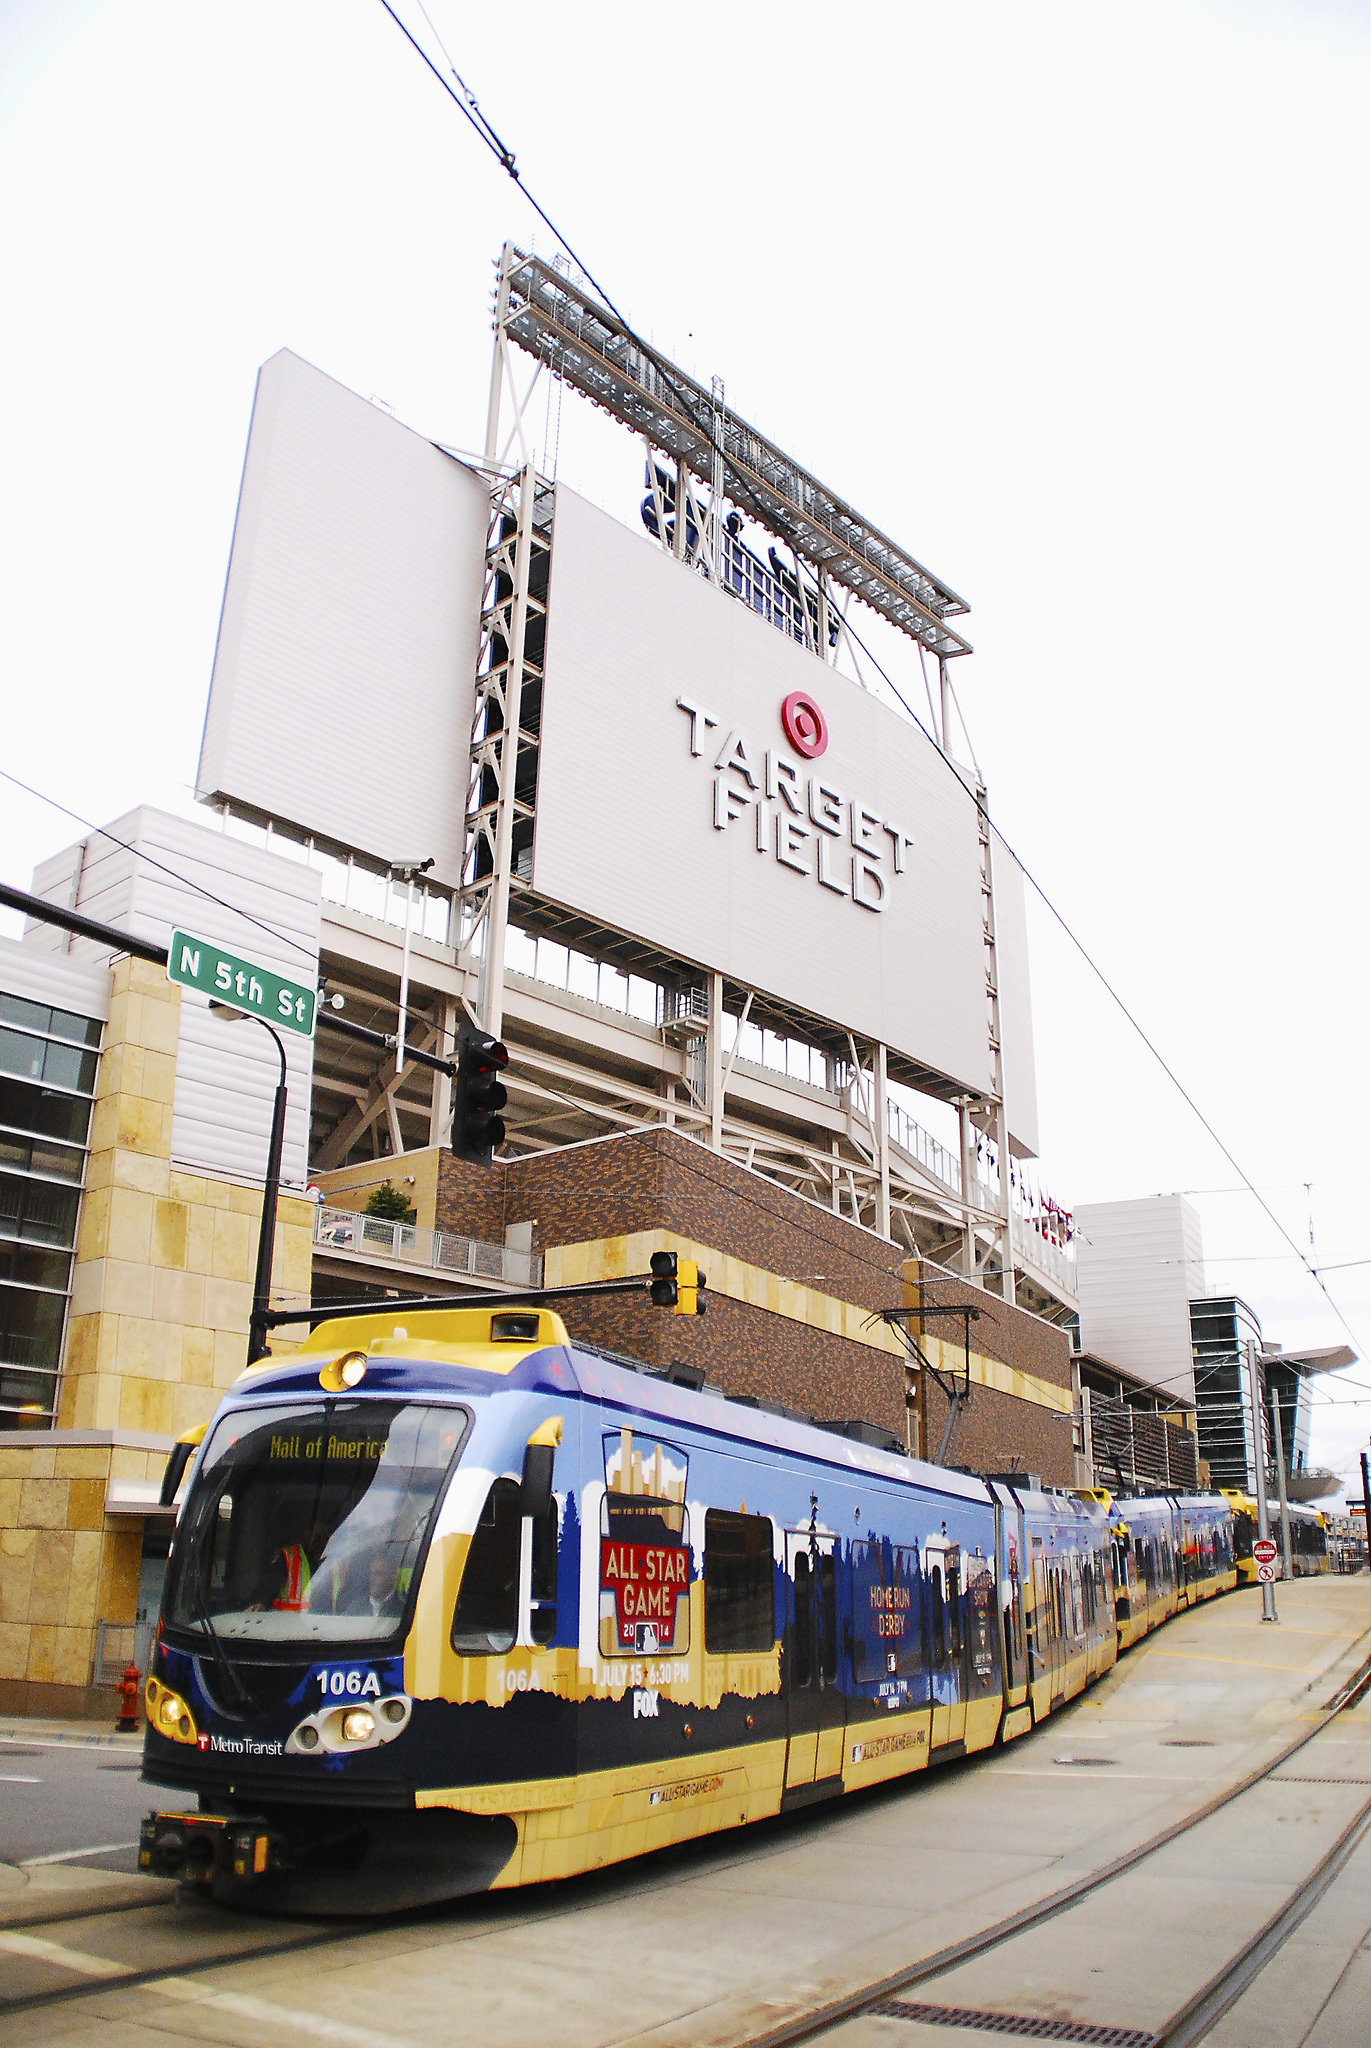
[116, 1662, 140, 1733]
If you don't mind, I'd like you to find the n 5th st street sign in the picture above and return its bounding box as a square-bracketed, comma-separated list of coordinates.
[167, 929, 317, 1038]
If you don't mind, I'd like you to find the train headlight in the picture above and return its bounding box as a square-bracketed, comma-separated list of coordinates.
[340, 1709, 375, 1744]
[145, 1678, 197, 1743]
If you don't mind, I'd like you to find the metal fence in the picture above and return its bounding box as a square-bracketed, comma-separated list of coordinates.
[93, 1618, 155, 1686]
[1082, 1386, 1199, 1493]
[313, 1206, 542, 1288]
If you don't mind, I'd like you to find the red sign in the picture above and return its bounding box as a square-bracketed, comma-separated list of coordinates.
[600, 1540, 689, 1646]
[1253, 1538, 1278, 1565]
[780, 690, 828, 760]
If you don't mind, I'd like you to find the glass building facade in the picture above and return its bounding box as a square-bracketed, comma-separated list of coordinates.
[1190, 1295, 1266, 1491]
[0, 989, 102, 1427]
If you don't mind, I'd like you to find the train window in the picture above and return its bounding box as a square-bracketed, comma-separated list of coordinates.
[818, 1552, 838, 1685]
[704, 1510, 774, 1654]
[164, 1399, 468, 1650]
[930, 1563, 946, 1665]
[1082, 1558, 1095, 1629]
[851, 1541, 920, 1683]
[792, 1549, 815, 1686]
[529, 1501, 557, 1646]
[452, 1479, 521, 1654]
[947, 1554, 962, 1658]
[599, 1452, 691, 1658]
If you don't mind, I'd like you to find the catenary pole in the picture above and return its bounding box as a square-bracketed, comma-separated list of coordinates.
[1270, 1386, 1294, 1581]
[1247, 1340, 1277, 1623]
[1360, 1452, 1371, 1573]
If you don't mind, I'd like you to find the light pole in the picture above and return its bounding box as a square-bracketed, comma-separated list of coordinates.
[212, 1004, 288, 1365]
[389, 858, 434, 1077]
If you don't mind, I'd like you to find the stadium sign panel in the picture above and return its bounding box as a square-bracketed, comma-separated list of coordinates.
[532, 489, 1002, 1101]
[196, 353, 1038, 1134]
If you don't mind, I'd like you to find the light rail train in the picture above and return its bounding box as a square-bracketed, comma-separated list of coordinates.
[141, 1303, 1244, 1912]
[1219, 1487, 1329, 1581]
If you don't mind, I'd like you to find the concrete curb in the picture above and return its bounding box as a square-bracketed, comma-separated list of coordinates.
[0, 1717, 142, 1751]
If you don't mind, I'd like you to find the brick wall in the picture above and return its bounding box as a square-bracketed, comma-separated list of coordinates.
[432, 1127, 1075, 1477]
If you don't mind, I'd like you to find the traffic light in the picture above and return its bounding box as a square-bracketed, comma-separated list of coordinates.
[649, 1250, 706, 1314]
[452, 1020, 508, 1165]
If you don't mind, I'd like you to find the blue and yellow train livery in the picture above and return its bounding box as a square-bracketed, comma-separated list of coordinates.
[139, 1302, 1234, 1912]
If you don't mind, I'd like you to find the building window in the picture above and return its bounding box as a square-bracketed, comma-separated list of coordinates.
[0, 992, 101, 1429]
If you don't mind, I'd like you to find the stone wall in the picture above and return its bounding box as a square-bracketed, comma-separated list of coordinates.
[61, 956, 314, 1437]
[0, 1433, 166, 1717]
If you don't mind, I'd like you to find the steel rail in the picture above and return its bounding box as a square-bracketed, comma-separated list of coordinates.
[729, 1635, 1371, 2048]
[4, 1625, 1368, 2028]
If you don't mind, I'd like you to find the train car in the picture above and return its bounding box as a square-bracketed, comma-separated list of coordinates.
[1080, 1489, 1235, 1626]
[1282, 1502, 1330, 1576]
[1105, 1494, 1181, 1648]
[142, 1302, 1057, 1913]
[1219, 1488, 1260, 1583]
[994, 1481, 1115, 1733]
[1176, 1493, 1237, 1605]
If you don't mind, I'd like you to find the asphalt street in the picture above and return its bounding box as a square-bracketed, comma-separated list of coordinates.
[0, 1735, 148, 1873]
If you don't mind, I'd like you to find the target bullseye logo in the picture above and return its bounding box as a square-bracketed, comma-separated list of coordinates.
[780, 691, 828, 760]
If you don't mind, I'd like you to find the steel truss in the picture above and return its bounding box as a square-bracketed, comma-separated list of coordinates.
[458, 462, 553, 1036]
[427, 244, 1071, 1323]
[490, 244, 972, 662]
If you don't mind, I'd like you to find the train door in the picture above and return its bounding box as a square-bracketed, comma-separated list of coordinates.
[1029, 1532, 1064, 1710]
[783, 1530, 844, 1793]
[923, 1535, 968, 1753]
[995, 1495, 1029, 1717]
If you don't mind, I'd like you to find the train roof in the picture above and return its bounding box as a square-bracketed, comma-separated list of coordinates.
[237, 1305, 996, 1506]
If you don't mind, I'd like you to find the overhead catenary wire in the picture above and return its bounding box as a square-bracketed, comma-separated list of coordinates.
[0, 769, 321, 971]
[2, 12, 1359, 1395]
[375, 4, 1368, 1366]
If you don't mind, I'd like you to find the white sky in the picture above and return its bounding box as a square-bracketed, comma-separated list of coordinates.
[3, 1, 1370, 1495]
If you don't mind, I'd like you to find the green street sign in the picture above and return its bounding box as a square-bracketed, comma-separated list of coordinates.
[167, 929, 317, 1038]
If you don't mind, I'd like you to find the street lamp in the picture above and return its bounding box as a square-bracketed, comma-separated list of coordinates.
[211, 1003, 288, 1364]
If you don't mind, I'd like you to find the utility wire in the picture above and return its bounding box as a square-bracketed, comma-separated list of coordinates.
[377, 3, 781, 543]
[377, 4, 1367, 1365]
[0, 770, 321, 968]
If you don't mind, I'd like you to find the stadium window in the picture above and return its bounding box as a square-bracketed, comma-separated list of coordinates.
[451, 1478, 521, 1654]
[704, 1510, 775, 1655]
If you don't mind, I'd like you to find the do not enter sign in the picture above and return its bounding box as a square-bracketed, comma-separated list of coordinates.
[1253, 1538, 1279, 1566]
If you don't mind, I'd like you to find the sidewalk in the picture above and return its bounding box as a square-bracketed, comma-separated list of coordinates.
[0, 1718, 141, 1751]
[0, 1717, 166, 1926]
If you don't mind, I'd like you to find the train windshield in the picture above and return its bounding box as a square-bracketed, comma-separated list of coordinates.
[164, 1400, 469, 1646]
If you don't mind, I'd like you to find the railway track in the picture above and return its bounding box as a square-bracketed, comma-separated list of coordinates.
[2, 1638, 1369, 2042]
[749, 1644, 1371, 2048]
